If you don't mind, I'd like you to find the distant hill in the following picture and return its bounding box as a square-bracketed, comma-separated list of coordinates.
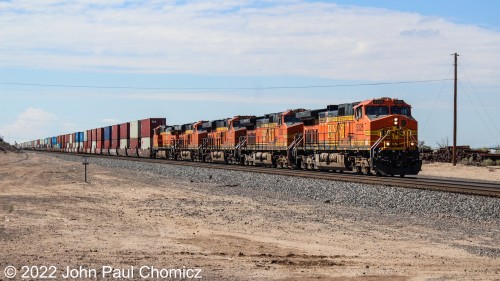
[0, 137, 20, 153]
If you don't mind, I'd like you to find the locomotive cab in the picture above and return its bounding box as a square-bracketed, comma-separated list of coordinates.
[354, 98, 421, 176]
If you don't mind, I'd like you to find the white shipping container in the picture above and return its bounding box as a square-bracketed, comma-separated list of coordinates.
[92, 141, 97, 149]
[120, 139, 129, 149]
[141, 137, 152, 149]
[130, 120, 140, 139]
[69, 134, 73, 143]
[84, 131, 88, 142]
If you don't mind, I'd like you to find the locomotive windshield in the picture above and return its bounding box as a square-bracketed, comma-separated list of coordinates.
[391, 106, 411, 116]
[284, 115, 300, 124]
[366, 106, 389, 118]
[232, 121, 241, 128]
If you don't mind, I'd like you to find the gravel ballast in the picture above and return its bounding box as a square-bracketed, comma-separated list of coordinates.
[50, 153, 500, 222]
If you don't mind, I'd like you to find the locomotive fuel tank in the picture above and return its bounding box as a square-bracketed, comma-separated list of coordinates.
[314, 153, 348, 171]
[210, 151, 226, 163]
[252, 152, 273, 166]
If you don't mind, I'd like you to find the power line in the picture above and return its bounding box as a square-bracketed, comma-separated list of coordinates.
[421, 66, 453, 133]
[458, 61, 500, 138]
[0, 79, 453, 91]
[458, 81, 499, 145]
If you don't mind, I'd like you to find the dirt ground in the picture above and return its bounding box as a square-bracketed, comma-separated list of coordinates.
[1, 152, 499, 280]
[419, 162, 500, 182]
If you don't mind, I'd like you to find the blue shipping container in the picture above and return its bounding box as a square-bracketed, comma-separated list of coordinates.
[75, 132, 83, 142]
[104, 126, 112, 140]
[52, 137, 57, 145]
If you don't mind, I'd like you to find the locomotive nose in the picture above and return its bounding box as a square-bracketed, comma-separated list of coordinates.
[391, 115, 410, 128]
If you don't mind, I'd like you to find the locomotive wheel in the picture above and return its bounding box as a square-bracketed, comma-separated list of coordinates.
[364, 167, 371, 175]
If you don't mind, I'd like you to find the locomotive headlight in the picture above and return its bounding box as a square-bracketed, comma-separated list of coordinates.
[410, 142, 415, 146]
[393, 117, 398, 126]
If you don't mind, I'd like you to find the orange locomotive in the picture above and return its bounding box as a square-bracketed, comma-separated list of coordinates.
[297, 97, 420, 176]
[152, 97, 421, 176]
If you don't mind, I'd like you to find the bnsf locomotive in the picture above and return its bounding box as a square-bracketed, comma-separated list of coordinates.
[153, 97, 421, 176]
[20, 97, 421, 177]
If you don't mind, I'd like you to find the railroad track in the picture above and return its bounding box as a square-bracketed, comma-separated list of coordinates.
[32, 150, 500, 197]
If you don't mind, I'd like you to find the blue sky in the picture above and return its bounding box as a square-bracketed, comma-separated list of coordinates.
[1, 0, 499, 148]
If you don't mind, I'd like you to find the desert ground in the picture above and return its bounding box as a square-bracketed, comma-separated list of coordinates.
[419, 162, 500, 182]
[1, 151, 499, 280]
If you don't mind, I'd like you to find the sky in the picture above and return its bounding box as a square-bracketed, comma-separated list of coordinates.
[1, 0, 499, 148]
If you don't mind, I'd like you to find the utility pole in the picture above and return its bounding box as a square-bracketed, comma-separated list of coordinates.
[452, 53, 459, 166]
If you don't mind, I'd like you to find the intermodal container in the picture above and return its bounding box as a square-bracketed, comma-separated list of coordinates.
[111, 125, 120, 149]
[119, 122, 129, 138]
[97, 128, 104, 141]
[91, 129, 97, 141]
[141, 137, 152, 149]
[104, 126, 112, 141]
[78, 132, 84, 151]
[119, 122, 130, 149]
[129, 138, 139, 149]
[130, 120, 140, 139]
[140, 118, 166, 138]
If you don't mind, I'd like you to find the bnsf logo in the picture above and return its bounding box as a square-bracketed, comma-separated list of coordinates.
[356, 124, 364, 131]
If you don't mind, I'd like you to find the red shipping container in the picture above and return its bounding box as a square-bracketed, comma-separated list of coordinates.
[104, 140, 110, 149]
[111, 125, 120, 149]
[129, 138, 139, 149]
[91, 129, 97, 141]
[112, 125, 119, 139]
[87, 129, 92, 144]
[97, 140, 103, 149]
[97, 128, 103, 141]
[119, 122, 130, 139]
[140, 118, 166, 138]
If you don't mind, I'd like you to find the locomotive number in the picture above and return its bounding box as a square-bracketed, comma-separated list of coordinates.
[356, 123, 364, 131]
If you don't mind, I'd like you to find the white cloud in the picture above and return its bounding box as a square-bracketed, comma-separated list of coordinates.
[117, 92, 335, 105]
[0, 108, 76, 143]
[0, 0, 499, 83]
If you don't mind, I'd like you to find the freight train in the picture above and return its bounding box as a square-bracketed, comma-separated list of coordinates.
[19, 97, 421, 176]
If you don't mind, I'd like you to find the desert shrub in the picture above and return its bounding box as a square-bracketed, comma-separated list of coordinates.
[482, 159, 495, 166]
[496, 160, 500, 166]
[476, 147, 490, 153]
[461, 158, 473, 166]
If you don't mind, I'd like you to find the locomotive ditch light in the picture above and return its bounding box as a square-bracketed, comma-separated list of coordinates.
[411, 142, 415, 146]
[385, 141, 390, 146]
